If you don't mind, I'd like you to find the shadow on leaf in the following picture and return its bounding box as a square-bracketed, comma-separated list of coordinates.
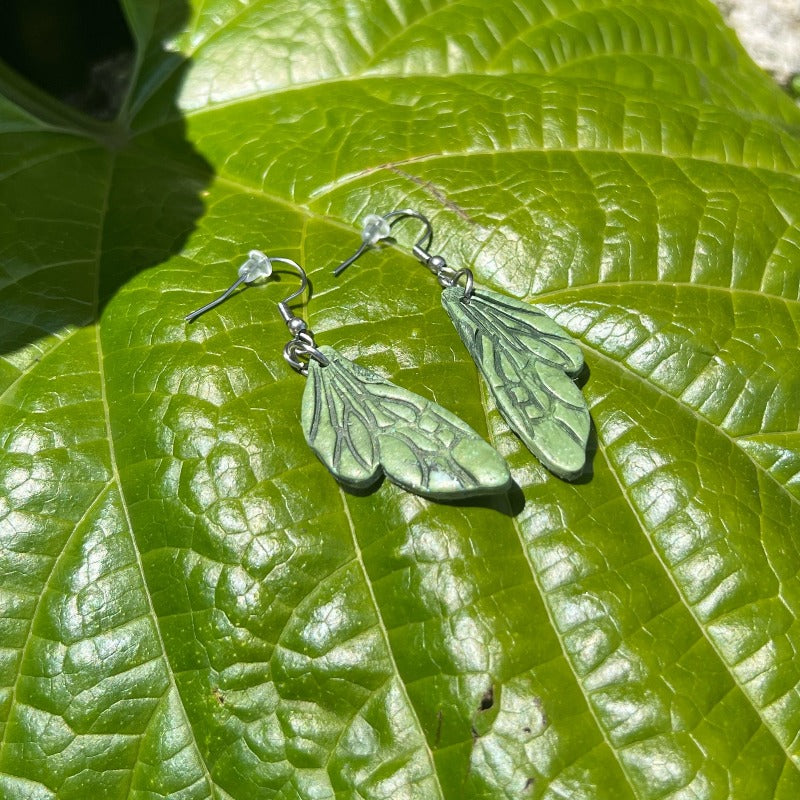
[0, 0, 212, 358]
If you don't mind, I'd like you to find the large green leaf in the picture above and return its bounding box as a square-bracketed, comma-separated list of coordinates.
[2, 1, 800, 797]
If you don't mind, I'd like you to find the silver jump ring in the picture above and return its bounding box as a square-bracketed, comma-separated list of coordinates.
[283, 339, 329, 376]
[448, 268, 474, 301]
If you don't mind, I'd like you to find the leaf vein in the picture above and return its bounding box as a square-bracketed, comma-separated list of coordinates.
[594, 431, 800, 768]
[336, 487, 446, 798]
[585, 344, 800, 507]
[0, 477, 114, 763]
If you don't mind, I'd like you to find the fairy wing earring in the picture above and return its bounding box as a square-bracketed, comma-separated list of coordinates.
[334, 210, 590, 480]
[184, 252, 511, 499]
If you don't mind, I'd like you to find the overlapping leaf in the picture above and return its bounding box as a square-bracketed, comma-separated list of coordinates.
[1, 1, 800, 798]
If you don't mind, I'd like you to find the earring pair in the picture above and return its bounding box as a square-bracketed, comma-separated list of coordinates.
[184, 252, 512, 500]
[184, 208, 590, 499]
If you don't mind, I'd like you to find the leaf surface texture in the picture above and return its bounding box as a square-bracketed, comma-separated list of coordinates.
[1, 1, 800, 798]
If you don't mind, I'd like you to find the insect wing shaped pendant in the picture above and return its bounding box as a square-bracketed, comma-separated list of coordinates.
[301, 346, 511, 499]
[441, 286, 590, 480]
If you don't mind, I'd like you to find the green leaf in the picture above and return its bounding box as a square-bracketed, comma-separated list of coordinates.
[1, 1, 800, 798]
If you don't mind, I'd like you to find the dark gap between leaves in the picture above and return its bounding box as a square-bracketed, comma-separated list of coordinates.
[0, 0, 134, 119]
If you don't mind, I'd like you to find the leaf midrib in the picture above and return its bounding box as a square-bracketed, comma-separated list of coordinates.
[96, 327, 218, 799]
[506, 506, 641, 797]
[481, 0, 725, 71]
[535, 280, 800, 306]
[130, 67, 800, 150]
[306, 145, 800, 201]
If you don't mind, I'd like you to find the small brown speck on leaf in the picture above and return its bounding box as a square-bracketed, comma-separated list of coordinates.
[434, 709, 443, 748]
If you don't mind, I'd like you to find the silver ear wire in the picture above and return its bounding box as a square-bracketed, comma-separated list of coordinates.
[183, 251, 327, 374]
[267, 257, 329, 375]
[267, 256, 309, 323]
[333, 209, 436, 276]
[332, 208, 474, 300]
[184, 250, 272, 322]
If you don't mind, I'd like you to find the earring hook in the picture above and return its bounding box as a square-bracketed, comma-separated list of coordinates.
[332, 208, 435, 276]
[331, 208, 474, 300]
[184, 250, 272, 323]
[268, 257, 329, 374]
[182, 250, 327, 374]
[267, 256, 309, 322]
[183, 252, 310, 325]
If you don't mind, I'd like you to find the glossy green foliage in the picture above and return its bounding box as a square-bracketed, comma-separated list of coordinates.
[442, 285, 589, 479]
[1, 1, 800, 798]
[302, 346, 511, 498]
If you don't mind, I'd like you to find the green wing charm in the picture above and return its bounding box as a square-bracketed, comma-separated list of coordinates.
[441, 286, 590, 480]
[301, 346, 511, 498]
